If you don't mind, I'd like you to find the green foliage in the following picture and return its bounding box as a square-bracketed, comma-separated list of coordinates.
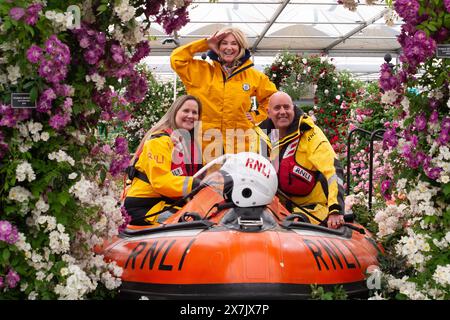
[264, 52, 363, 156]
[310, 284, 348, 300]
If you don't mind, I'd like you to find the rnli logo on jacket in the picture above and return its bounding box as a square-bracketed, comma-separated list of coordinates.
[171, 167, 183, 176]
[292, 165, 313, 182]
[243, 83, 250, 91]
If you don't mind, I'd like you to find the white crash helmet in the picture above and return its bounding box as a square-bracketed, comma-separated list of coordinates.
[220, 152, 278, 207]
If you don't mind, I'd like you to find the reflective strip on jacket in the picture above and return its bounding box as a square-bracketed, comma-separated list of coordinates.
[170, 39, 277, 154]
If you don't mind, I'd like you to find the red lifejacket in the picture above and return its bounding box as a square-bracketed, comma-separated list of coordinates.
[278, 140, 317, 196]
[125, 128, 201, 184]
[169, 129, 202, 177]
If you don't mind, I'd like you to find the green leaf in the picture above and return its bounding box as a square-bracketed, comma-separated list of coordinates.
[443, 183, 450, 196]
[100, 169, 106, 184]
[57, 191, 70, 206]
[427, 23, 437, 32]
[97, 4, 107, 14]
[3, 20, 11, 31]
[30, 86, 38, 102]
[24, 24, 35, 37]
[2, 248, 11, 263]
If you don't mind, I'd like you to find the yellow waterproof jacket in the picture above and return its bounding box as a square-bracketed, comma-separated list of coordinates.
[126, 132, 197, 199]
[257, 108, 345, 222]
[170, 39, 277, 154]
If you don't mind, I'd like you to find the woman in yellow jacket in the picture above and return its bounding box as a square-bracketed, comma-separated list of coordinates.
[124, 95, 203, 225]
[170, 27, 277, 160]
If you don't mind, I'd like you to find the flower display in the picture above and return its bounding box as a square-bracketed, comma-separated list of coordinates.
[339, 0, 450, 300]
[0, 0, 192, 299]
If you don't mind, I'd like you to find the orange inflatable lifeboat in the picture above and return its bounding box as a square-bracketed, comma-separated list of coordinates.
[101, 153, 382, 299]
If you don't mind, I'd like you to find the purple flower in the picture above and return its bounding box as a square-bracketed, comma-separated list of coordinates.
[79, 37, 90, 49]
[125, 71, 148, 103]
[54, 84, 73, 97]
[26, 45, 43, 63]
[111, 44, 125, 64]
[425, 167, 442, 180]
[394, 0, 420, 24]
[109, 155, 131, 177]
[115, 137, 129, 155]
[62, 97, 73, 111]
[414, 113, 427, 131]
[442, 117, 450, 131]
[37, 88, 56, 113]
[5, 269, 20, 289]
[119, 206, 132, 232]
[0, 220, 19, 245]
[24, 3, 43, 25]
[438, 129, 449, 145]
[383, 128, 398, 149]
[145, 0, 164, 16]
[410, 134, 419, 147]
[156, 7, 190, 34]
[379, 63, 399, 92]
[49, 113, 70, 130]
[0, 220, 12, 239]
[101, 144, 113, 155]
[84, 49, 100, 65]
[429, 110, 439, 124]
[416, 151, 426, 165]
[0, 132, 8, 159]
[0, 276, 3, 288]
[445, 0, 450, 12]
[381, 179, 391, 194]
[9, 7, 25, 20]
[117, 110, 131, 122]
[74, 24, 106, 65]
[131, 41, 151, 63]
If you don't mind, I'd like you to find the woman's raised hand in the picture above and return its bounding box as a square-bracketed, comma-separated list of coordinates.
[207, 31, 229, 54]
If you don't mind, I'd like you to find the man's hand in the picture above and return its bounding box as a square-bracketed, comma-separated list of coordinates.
[327, 213, 344, 229]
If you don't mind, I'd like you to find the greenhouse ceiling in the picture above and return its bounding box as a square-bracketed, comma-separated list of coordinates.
[148, 0, 402, 58]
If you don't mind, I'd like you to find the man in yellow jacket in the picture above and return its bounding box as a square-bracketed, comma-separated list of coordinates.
[257, 91, 346, 229]
[170, 27, 277, 159]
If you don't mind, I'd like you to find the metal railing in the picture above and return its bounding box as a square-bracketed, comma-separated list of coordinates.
[346, 128, 385, 211]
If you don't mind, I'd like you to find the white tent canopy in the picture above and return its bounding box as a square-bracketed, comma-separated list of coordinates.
[144, 0, 401, 80]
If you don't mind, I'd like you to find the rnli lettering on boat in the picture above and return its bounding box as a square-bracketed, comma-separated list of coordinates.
[303, 238, 361, 271]
[124, 238, 195, 271]
[245, 157, 270, 178]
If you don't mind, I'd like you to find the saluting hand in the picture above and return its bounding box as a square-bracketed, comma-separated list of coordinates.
[207, 31, 229, 55]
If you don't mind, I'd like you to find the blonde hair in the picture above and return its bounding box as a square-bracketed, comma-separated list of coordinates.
[217, 27, 249, 62]
[130, 95, 202, 164]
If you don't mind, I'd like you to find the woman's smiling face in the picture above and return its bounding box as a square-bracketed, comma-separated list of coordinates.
[218, 33, 240, 65]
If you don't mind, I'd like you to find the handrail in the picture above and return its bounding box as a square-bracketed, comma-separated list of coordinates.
[368, 129, 386, 211]
[345, 127, 385, 211]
